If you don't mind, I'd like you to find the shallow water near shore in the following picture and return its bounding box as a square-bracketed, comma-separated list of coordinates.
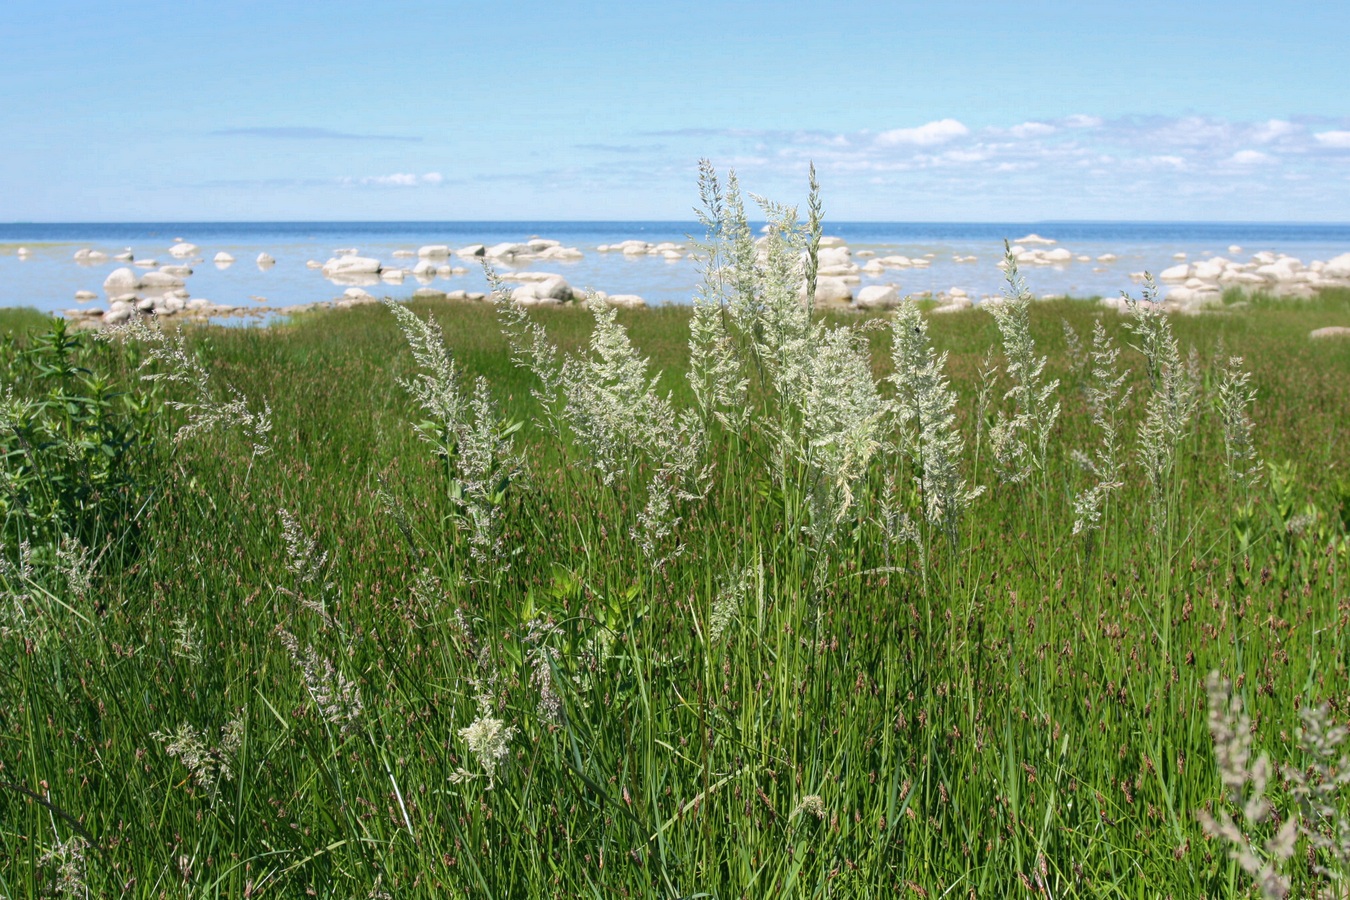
[3, 220, 1350, 319]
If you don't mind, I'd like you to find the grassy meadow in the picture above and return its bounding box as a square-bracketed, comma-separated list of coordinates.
[4, 185, 1350, 898]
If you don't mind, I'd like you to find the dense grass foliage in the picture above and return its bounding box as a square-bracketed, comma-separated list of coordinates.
[4, 207, 1350, 896]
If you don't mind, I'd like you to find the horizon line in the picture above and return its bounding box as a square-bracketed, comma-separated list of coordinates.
[6, 218, 1350, 227]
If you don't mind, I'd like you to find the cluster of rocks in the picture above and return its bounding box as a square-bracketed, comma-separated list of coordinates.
[597, 240, 688, 260]
[803, 237, 927, 310]
[1153, 251, 1350, 308]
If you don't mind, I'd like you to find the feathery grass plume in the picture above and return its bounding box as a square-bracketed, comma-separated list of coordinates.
[790, 794, 827, 821]
[1072, 321, 1132, 536]
[707, 565, 752, 645]
[1197, 673, 1296, 899]
[687, 287, 749, 432]
[52, 535, 94, 602]
[103, 315, 272, 457]
[1283, 702, 1350, 881]
[1124, 278, 1198, 530]
[277, 628, 364, 735]
[800, 324, 887, 541]
[491, 268, 569, 439]
[688, 161, 750, 432]
[384, 300, 521, 566]
[693, 161, 762, 328]
[889, 301, 983, 546]
[151, 718, 244, 799]
[36, 834, 89, 897]
[452, 714, 517, 790]
[0, 539, 42, 642]
[986, 245, 1061, 483]
[277, 508, 339, 630]
[523, 616, 563, 724]
[1216, 354, 1263, 495]
[1062, 319, 1088, 376]
[0, 536, 97, 646]
[170, 613, 203, 664]
[555, 298, 709, 560]
[697, 164, 813, 410]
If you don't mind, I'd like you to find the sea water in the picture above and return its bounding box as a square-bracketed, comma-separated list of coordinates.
[2, 221, 1349, 318]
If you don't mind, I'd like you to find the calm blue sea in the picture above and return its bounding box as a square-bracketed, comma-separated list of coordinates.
[3, 221, 1349, 318]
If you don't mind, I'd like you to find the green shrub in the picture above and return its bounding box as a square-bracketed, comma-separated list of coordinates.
[1, 317, 161, 557]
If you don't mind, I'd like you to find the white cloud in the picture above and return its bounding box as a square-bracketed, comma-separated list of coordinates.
[1229, 150, 1272, 165]
[1315, 131, 1350, 149]
[346, 171, 445, 187]
[875, 118, 969, 147]
[1251, 119, 1296, 143]
[366, 173, 418, 186]
[1152, 116, 1234, 147]
[1061, 114, 1103, 129]
[1009, 121, 1056, 139]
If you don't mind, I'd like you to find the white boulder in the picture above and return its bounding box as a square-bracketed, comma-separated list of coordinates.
[1323, 253, 1350, 279]
[103, 268, 141, 291]
[141, 270, 185, 288]
[854, 285, 901, 309]
[418, 245, 451, 258]
[257, 253, 276, 267]
[809, 276, 853, 305]
[168, 242, 198, 258]
[322, 255, 382, 276]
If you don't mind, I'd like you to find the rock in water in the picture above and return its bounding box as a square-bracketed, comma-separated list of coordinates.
[854, 285, 901, 309]
[103, 267, 141, 291]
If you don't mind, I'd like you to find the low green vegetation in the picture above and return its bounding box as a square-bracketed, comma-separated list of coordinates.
[4, 173, 1350, 898]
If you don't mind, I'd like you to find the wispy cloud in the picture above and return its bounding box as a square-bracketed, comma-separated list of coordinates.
[1314, 130, 1350, 149]
[875, 119, 970, 146]
[213, 126, 422, 143]
[572, 112, 1350, 217]
[340, 172, 445, 187]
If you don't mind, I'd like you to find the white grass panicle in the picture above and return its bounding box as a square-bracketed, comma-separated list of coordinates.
[694, 163, 813, 419]
[1124, 279, 1199, 530]
[1197, 673, 1297, 899]
[451, 714, 518, 790]
[277, 628, 364, 735]
[523, 616, 563, 724]
[1215, 354, 1263, 496]
[37, 833, 89, 897]
[151, 718, 244, 799]
[987, 247, 1061, 483]
[0, 536, 97, 646]
[170, 613, 204, 664]
[384, 300, 522, 566]
[707, 565, 753, 646]
[889, 302, 983, 546]
[1071, 321, 1132, 536]
[500, 289, 708, 562]
[800, 325, 887, 542]
[104, 315, 272, 457]
[688, 162, 751, 431]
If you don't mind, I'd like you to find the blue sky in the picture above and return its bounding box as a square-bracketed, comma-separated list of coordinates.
[2, 0, 1347, 221]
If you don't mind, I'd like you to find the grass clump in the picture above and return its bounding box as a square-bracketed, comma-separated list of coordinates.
[3, 171, 1350, 898]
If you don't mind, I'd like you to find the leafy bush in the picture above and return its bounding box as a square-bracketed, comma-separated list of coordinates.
[1, 317, 161, 557]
